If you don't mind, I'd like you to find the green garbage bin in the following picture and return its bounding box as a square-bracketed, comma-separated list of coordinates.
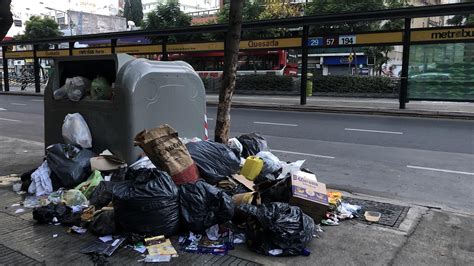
[306, 73, 313, 96]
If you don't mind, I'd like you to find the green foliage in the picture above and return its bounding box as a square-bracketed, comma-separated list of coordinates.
[305, 0, 385, 34]
[124, 0, 143, 26]
[216, 1, 264, 23]
[142, 1, 191, 42]
[313, 75, 397, 94]
[364, 46, 393, 74]
[447, 0, 474, 26]
[15, 16, 62, 49]
[202, 75, 295, 92]
[235, 75, 294, 91]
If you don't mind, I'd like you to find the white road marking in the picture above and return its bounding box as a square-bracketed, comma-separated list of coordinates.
[254, 121, 298, 127]
[0, 136, 43, 146]
[407, 165, 474, 176]
[0, 117, 21, 123]
[0, 108, 6, 111]
[271, 149, 335, 159]
[207, 118, 214, 121]
[31, 99, 43, 102]
[10, 103, 26, 106]
[344, 128, 403, 135]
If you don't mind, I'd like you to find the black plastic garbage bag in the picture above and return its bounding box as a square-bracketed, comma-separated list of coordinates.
[112, 168, 180, 237]
[238, 202, 315, 256]
[89, 208, 117, 236]
[33, 203, 70, 224]
[186, 141, 241, 184]
[179, 180, 235, 233]
[46, 144, 96, 188]
[89, 181, 116, 209]
[237, 133, 269, 158]
[258, 175, 292, 204]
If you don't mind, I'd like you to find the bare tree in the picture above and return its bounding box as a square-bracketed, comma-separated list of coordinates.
[214, 0, 244, 144]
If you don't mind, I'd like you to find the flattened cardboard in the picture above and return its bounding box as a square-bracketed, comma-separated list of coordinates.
[90, 156, 126, 171]
[232, 174, 255, 192]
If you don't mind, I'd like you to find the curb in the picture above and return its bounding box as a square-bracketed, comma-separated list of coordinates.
[207, 101, 474, 120]
[0, 91, 44, 97]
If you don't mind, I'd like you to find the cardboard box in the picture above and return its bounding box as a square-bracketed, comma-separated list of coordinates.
[289, 172, 329, 223]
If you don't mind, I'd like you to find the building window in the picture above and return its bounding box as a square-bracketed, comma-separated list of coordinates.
[13, 19, 22, 27]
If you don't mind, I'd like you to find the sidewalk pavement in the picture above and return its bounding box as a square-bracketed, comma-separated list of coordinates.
[0, 135, 473, 265]
[207, 94, 474, 120]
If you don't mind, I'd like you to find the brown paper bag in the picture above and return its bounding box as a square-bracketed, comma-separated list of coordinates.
[134, 124, 199, 185]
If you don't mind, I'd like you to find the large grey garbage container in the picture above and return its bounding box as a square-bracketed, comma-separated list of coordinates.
[45, 54, 207, 164]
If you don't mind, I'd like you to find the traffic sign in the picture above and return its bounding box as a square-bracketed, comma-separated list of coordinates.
[307, 37, 324, 47]
[324, 36, 339, 46]
[339, 35, 357, 45]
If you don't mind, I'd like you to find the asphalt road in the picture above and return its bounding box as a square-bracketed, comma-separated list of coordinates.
[0, 94, 473, 213]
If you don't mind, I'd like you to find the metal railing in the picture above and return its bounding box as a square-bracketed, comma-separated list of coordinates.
[1, 3, 474, 108]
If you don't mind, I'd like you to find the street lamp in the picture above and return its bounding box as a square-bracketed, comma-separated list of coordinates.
[44, 7, 73, 36]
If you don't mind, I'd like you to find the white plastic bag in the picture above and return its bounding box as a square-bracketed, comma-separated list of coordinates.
[129, 156, 156, 169]
[277, 160, 305, 179]
[256, 151, 282, 175]
[62, 113, 92, 148]
[228, 137, 243, 156]
[66, 76, 91, 102]
[53, 84, 68, 100]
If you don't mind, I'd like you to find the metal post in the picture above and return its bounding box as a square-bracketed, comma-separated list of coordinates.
[33, 45, 41, 93]
[69, 41, 74, 56]
[111, 39, 117, 54]
[399, 18, 411, 109]
[300, 25, 309, 105]
[162, 36, 168, 61]
[1, 46, 8, 92]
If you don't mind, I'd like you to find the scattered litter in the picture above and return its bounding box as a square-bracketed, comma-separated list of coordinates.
[143, 254, 172, 263]
[15, 208, 25, 214]
[206, 225, 220, 241]
[11, 203, 21, 207]
[365, 211, 382, 222]
[12, 183, 22, 192]
[53, 234, 58, 238]
[268, 249, 283, 256]
[179, 230, 234, 255]
[99, 235, 113, 243]
[233, 233, 246, 244]
[81, 237, 126, 256]
[28, 161, 53, 196]
[133, 243, 146, 254]
[69, 226, 87, 234]
[146, 239, 177, 256]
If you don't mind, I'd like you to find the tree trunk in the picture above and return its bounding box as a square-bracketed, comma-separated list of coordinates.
[0, 0, 13, 40]
[214, 0, 244, 144]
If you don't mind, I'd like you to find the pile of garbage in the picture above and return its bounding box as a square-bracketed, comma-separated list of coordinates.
[13, 112, 362, 261]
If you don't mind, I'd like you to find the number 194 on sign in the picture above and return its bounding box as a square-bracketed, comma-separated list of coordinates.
[339, 35, 356, 45]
